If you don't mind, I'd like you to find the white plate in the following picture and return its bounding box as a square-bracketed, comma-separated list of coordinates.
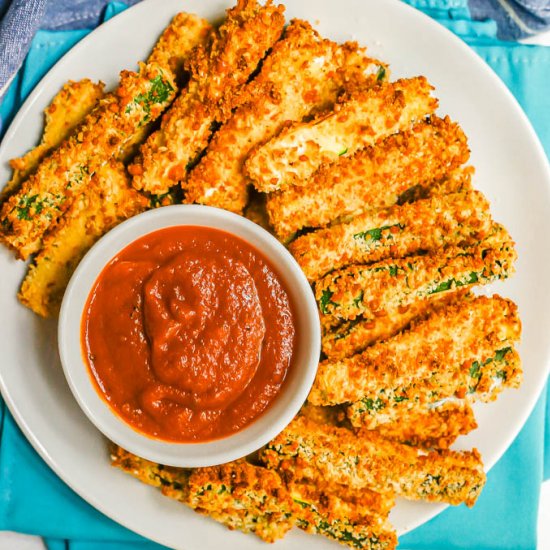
[0, 0, 549, 548]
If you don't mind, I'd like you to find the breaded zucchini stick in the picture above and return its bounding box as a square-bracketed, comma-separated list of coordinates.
[0, 14, 209, 259]
[147, 12, 212, 79]
[130, 0, 286, 195]
[245, 77, 438, 192]
[262, 417, 486, 507]
[266, 116, 470, 240]
[322, 289, 470, 360]
[110, 444, 192, 493]
[292, 482, 397, 550]
[18, 161, 148, 317]
[1, 79, 104, 203]
[291, 190, 492, 282]
[185, 20, 386, 213]
[315, 224, 516, 324]
[466, 345, 522, 401]
[113, 447, 297, 543]
[397, 165, 474, 204]
[347, 346, 522, 430]
[309, 294, 521, 407]
[187, 461, 297, 543]
[363, 400, 478, 449]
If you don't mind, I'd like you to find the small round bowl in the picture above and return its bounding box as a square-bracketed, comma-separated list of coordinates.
[58, 205, 320, 467]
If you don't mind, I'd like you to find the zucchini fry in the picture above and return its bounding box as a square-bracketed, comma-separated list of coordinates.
[467, 345, 522, 402]
[309, 294, 521, 407]
[3, 12, 207, 202]
[245, 76, 438, 193]
[291, 190, 492, 282]
[2, 79, 104, 203]
[322, 289, 470, 360]
[130, 0, 286, 195]
[0, 14, 209, 259]
[291, 482, 397, 550]
[18, 162, 147, 317]
[110, 444, 191, 494]
[262, 416, 485, 507]
[187, 462, 297, 543]
[315, 224, 516, 324]
[113, 446, 297, 543]
[185, 20, 386, 213]
[347, 346, 521, 430]
[147, 12, 213, 79]
[1, 66, 175, 259]
[363, 400, 478, 449]
[266, 116, 470, 240]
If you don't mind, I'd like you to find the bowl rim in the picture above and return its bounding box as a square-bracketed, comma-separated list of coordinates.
[58, 204, 321, 467]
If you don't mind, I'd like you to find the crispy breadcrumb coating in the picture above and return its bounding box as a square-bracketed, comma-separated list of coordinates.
[322, 289, 471, 360]
[262, 416, 486, 507]
[245, 77, 438, 193]
[347, 346, 521, 430]
[147, 12, 213, 79]
[18, 162, 147, 317]
[129, 0, 286, 195]
[315, 224, 516, 325]
[363, 400, 478, 449]
[291, 190, 492, 282]
[112, 446, 297, 543]
[185, 20, 386, 213]
[291, 482, 397, 550]
[110, 444, 191, 493]
[0, 11, 212, 259]
[187, 461, 298, 542]
[266, 116, 470, 241]
[310, 294, 521, 407]
[1, 79, 104, 203]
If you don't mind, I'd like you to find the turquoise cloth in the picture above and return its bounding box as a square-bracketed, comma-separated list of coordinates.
[0, 1, 549, 549]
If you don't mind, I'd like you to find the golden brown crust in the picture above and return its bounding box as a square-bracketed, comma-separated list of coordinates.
[291, 481, 397, 549]
[184, 20, 385, 213]
[266, 116, 470, 241]
[147, 12, 212, 79]
[315, 224, 516, 325]
[245, 77, 438, 193]
[322, 290, 471, 360]
[18, 161, 147, 317]
[188, 461, 297, 542]
[290, 190, 493, 282]
[262, 416, 486, 507]
[310, 294, 521, 407]
[0, 63, 177, 259]
[2, 79, 104, 204]
[130, 0, 286, 195]
[363, 400, 478, 449]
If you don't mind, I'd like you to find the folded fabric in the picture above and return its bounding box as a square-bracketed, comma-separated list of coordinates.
[0, 1, 549, 550]
[469, 0, 550, 40]
[0, 0, 139, 95]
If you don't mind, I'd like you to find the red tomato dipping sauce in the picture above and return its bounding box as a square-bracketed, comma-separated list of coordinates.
[82, 226, 296, 443]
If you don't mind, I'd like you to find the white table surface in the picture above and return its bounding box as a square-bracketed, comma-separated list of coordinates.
[0, 15, 549, 550]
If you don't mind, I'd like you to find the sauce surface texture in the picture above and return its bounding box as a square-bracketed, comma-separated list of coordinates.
[82, 226, 296, 442]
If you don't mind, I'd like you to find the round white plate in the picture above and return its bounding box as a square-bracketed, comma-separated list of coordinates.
[0, 0, 549, 548]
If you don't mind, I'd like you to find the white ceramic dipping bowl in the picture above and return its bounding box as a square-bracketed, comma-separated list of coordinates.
[58, 205, 321, 467]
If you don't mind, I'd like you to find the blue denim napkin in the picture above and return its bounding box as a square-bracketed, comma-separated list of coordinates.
[0, 0, 140, 96]
[0, 1, 549, 550]
[469, 0, 550, 40]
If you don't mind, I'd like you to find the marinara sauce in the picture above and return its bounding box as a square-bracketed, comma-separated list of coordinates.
[82, 226, 296, 442]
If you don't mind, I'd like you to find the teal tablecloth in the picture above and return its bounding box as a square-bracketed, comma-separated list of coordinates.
[0, 1, 549, 549]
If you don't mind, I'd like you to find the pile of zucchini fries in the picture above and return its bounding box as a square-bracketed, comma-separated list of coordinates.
[0, 1, 521, 548]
